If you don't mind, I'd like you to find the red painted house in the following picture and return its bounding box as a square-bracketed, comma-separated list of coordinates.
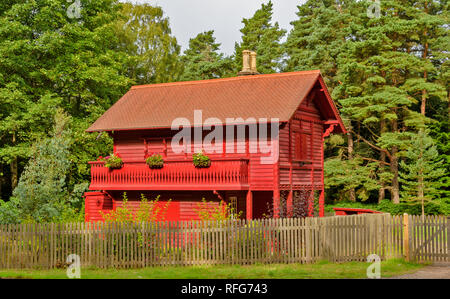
[84, 52, 345, 222]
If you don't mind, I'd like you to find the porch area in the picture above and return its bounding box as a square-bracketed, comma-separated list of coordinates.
[88, 158, 249, 191]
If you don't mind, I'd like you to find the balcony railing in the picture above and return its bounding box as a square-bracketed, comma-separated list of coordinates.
[89, 158, 249, 191]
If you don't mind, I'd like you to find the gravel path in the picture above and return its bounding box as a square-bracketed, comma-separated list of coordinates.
[387, 263, 450, 279]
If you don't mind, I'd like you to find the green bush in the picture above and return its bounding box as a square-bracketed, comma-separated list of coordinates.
[326, 199, 449, 216]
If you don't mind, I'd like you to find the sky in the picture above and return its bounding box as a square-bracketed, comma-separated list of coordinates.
[127, 0, 306, 55]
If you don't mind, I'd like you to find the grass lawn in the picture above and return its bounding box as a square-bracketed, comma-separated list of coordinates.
[0, 259, 425, 279]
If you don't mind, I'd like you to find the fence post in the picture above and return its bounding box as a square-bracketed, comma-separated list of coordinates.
[403, 213, 410, 262]
[305, 217, 311, 264]
[447, 216, 450, 262]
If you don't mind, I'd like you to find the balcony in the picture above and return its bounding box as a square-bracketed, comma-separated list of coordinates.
[89, 158, 249, 191]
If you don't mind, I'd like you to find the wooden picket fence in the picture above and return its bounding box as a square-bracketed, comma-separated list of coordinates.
[0, 214, 448, 269]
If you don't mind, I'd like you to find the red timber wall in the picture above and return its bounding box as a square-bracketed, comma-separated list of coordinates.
[111, 127, 275, 191]
[278, 90, 324, 191]
[85, 191, 250, 222]
[84, 192, 113, 222]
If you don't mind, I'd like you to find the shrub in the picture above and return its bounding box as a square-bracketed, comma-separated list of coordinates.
[100, 192, 171, 223]
[325, 199, 449, 216]
[194, 198, 242, 221]
[146, 154, 164, 169]
[193, 151, 211, 168]
[263, 190, 311, 218]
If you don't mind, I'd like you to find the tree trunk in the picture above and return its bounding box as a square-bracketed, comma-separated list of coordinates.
[347, 122, 356, 202]
[10, 132, 18, 190]
[0, 164, 2, 199]
[390, 119, 400, 204]
[421, 72, 427, 116]
[10, 158, 18, 190]
[421, 43, 428, 115]
[390, 149, 400, 204]
[378, 154, 386, 203]
[378, 119, 386, 203]
[421, 4, 429, 116]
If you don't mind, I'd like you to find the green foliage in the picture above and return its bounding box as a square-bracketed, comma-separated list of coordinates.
[101, 153, 123, 169]
[326, 199, 449, 216]
[181, 30, 234, 81]
[0, 0, 448, 218]
[325, 158, 380, 201]
[0, 0, 132, 205]
[0, 110, 78, 223]
[399, 130, 446, 215]
[194, 198, 242, 221]
[429, 117, 450, 201]
[192, 151, 211, 168]
[284, 0, 354, 89]
[234, 1, 286, 74]
[115, 3, 182, 84]
[146, 154, 164, 169]
[309, 0, 449, 206]
[101, 193, 171, 223]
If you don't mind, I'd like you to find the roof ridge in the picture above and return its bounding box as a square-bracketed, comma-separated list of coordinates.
[130, 70, 321, 90]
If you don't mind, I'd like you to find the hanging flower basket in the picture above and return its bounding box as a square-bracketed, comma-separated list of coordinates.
[101, 153, 123, 169]
[146, 154, 164, 169]
[193, 151, 211, 168]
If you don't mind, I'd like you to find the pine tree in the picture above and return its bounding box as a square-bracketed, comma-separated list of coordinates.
[325, 157, 380, 201]
[0, 110, 73, 223]
[180, 31, 234, 81]
[285, 0, 362, 201]
[399, 130, 445, 217]
[234, 1, 286, 74]
[284, 0, 354, 90]
[401, 0, 448, 117]
[333, 0, 428, 204]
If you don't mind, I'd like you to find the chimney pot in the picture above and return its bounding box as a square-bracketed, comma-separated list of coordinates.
[242, 50, 251, 72]
[238, 50, 260, 76]
[250, 51, 257, 73]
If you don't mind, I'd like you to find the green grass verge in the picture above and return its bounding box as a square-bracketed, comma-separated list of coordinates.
[0, 259, 425, 279]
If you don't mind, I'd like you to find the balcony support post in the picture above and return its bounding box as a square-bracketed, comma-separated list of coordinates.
[246, 190, 253, 220]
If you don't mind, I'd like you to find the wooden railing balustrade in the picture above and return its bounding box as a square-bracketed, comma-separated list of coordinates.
[89, 158, 249, 190]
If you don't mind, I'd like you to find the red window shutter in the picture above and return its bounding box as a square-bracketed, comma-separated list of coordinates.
[301, 134, 307, 160]
[295, 133, 309, 160]
[295, 133, 300, 160]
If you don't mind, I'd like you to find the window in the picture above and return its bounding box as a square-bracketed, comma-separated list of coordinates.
[294, 132, 311, 161]
[144, 138, 167, 158]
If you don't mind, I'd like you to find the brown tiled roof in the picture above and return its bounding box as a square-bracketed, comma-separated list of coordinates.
[87, 70, 345, 133]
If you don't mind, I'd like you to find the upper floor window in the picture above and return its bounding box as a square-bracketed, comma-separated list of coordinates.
[144, 138, 167, 158]
[295, 132, 311, 161]
[293, 119, 313, 162]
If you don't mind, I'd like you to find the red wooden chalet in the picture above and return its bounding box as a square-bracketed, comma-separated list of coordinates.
[84, 51, 346, 222]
